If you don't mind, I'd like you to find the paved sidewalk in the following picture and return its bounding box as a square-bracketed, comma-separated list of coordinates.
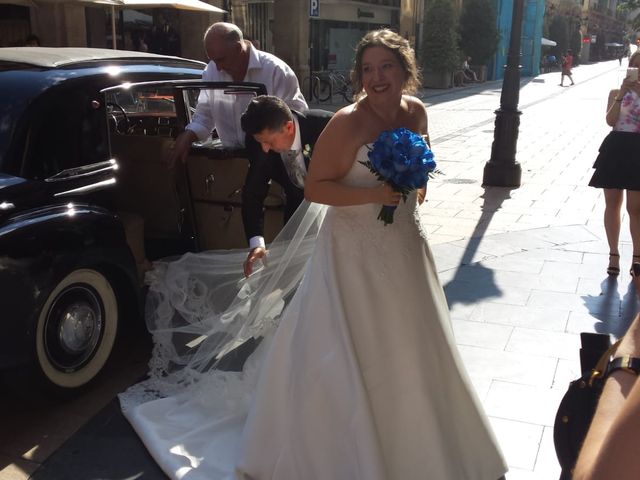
[422, 60, 638, 480]
[4, 60, 636, 480]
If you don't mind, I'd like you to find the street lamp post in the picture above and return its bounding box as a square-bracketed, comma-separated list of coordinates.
[483, 0, 524, 187]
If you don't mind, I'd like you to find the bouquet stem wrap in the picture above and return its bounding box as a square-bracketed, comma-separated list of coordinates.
[378, 205, 397, 225]
[360, 128, 436, 225]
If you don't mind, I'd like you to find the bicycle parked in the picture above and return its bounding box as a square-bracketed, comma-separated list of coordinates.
[321, 70, 354, 103]
[302, 70, 354, 103]
[301, 73, 326, 102]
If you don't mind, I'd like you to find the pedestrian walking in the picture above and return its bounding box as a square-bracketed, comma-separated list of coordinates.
[588, 51, 640, 276]
[560, 49, 575, 86]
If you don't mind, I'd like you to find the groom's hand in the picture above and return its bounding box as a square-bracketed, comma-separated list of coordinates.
[244, 247, 268, 277]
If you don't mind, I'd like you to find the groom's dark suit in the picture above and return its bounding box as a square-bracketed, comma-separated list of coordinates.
[242, 109, 333, 243]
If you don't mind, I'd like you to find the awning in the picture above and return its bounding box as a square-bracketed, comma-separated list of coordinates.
[0, 0, 37, 5]
[118, 0, 225, 13]
[541, 37, 557, 47]
[35, 0, 224, 9]
[18, 0, 225, 49]
[102, 0, 226, 48]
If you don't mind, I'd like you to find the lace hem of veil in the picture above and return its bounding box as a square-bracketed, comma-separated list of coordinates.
[119, 201, 327, 413]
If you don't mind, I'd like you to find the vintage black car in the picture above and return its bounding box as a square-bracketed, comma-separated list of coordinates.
[0, 48, 279, 391]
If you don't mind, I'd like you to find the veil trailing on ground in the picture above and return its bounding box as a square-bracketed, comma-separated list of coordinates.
[119, 201, 327, 411]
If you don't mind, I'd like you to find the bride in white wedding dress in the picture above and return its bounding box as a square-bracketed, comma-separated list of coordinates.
[120, 29, 507, 480]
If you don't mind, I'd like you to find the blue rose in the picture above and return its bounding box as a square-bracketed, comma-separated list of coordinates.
[363, 127, 437, 225]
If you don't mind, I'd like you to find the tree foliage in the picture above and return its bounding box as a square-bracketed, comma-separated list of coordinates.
[421, 0, 461, 72]
[569, 27, 582, 65]
[618, 0, 640, 30]
[618, 0, 640, 12]
[459, 0, 500, 65]
[549, 15, 569, 58]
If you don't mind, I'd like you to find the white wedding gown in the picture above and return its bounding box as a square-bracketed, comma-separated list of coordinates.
[120, 145, 507, 480]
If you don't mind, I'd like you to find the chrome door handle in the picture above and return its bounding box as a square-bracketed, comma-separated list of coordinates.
[177, 207, 184, 233]
[222, 204, 233, 224]
[205, 174, 215, 195]
[228, 186, 242, 199]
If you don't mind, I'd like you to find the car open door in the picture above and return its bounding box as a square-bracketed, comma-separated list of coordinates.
[102, 80, 284, 255]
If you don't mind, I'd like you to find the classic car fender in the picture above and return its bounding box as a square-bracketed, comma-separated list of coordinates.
[0, 203, 140, 369]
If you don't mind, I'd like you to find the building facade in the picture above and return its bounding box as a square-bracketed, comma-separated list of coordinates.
[490, 0, 545, 81]
[545, 0, 627, 63]
[1, 0, 423, 88]
[2, 0, 553, 88]
[580, 0, 626, 62]
[239, 0, 423, 89]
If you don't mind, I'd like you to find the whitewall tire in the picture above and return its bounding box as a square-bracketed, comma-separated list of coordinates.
[35, 268, 118, 389]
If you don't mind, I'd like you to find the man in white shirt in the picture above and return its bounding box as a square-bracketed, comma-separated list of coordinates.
[169, 22, 308, 160]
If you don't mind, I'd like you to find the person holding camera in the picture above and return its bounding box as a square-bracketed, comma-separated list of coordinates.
[573, 263, 640, 480]
[588, 51, 640, 277]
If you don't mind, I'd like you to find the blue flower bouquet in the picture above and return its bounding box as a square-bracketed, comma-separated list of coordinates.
[360, 127, 436, 225]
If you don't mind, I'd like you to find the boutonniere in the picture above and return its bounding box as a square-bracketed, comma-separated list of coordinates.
[302, 143, 313, 159]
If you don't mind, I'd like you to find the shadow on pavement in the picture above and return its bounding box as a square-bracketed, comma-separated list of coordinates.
[443, 186, 513, 307]
[582, 276, 639, 338]
[31, 398, 168, 480]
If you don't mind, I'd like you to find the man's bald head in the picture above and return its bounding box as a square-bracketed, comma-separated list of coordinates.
[204, 22, 243, 43]
[203, 22, 246, 75]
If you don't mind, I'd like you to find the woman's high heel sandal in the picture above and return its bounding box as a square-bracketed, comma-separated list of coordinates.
[607, 253, 620, 276]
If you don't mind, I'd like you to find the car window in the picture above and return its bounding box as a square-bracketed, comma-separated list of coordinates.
[183, 89, 200, 125]
[105, 86, 177, 137]
[102, 83, 263, 146]
[22, 88, 109, 180]
[107, 88, 177, 115]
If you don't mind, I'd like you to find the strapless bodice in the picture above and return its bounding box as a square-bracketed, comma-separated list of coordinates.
[338, 144, 380, 188]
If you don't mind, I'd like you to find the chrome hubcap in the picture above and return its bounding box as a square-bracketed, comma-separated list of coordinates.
[58, 302, 98, 354]
[45, 285, 104, 371]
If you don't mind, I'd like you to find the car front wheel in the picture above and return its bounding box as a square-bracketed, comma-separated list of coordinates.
[35, 269, 118, 390]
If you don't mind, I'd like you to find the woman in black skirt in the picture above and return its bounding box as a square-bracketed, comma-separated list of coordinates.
[589, 51, 640, 276]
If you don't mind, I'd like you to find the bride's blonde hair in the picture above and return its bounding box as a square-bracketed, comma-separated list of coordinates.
[349, 29, 421, 102]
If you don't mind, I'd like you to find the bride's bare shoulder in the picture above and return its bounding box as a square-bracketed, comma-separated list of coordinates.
[404, 95, 427, 116]
[403, 95, 428, 133]
[320, 103, 370, 145]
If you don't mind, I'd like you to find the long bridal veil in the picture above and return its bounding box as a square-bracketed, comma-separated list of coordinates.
[119, 201, 327, 412]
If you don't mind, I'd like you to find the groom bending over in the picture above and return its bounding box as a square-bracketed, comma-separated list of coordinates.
[240, 95, 333, 277]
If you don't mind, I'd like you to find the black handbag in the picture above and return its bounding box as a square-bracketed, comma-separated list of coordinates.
[553, 332, 620, 480]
